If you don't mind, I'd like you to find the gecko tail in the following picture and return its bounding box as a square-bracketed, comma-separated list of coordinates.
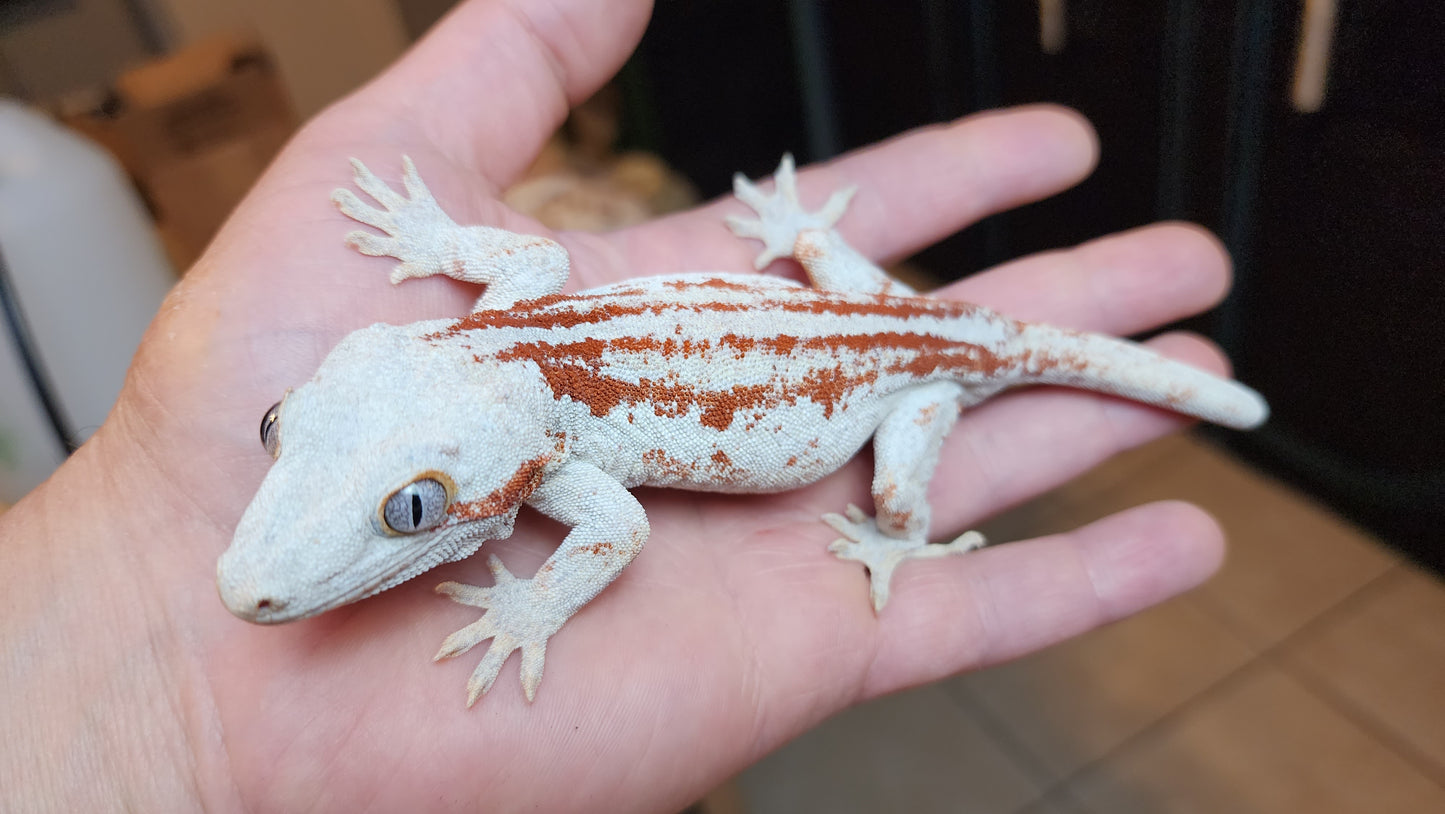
[1014, 323, 1269, 430]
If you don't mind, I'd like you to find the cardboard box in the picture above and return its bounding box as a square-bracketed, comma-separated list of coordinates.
[63, 33, 297, 269]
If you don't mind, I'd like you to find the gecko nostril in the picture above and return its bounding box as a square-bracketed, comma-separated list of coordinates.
[255, 597, 284, 613]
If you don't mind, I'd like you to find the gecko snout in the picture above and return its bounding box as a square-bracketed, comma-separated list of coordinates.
[217, 576, 291, 623]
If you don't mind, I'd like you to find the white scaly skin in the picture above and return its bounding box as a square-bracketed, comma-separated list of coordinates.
[217, 155, 1268, 706]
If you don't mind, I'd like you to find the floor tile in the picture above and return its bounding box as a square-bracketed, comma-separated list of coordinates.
[1067, 665, 1445, 813]
[693, 780, 748, 814]
[736, 684, 1042, 814]
[985, 433, 1399, 648]
[946, 596, 1253, 779]
[1282, 565, 1445, 778]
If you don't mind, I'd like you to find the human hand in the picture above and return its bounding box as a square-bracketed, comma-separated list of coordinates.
[0, 1, 1235, 811]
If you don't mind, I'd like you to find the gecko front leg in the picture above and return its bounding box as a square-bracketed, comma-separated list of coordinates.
[332, 156, 570, 311]
[434, 460, 648, 704]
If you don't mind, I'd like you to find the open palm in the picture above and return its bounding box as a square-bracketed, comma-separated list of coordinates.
[1, 1, 1241, 811]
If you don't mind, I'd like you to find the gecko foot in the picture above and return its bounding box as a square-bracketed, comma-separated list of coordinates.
[332, 156, 461, 285]
[433, 555, 566, 705]
[823, 504, 985, 612]
[725, 153, 856, 269]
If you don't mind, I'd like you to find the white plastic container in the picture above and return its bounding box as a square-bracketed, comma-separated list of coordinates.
[0, 100, 176, 504]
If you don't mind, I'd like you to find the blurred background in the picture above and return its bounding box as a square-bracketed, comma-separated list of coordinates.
[0, 1, 1439, 811]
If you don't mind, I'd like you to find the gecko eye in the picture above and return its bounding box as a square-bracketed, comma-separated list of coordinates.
[259, 401, 283, 459]
[381, 478, 450, 534]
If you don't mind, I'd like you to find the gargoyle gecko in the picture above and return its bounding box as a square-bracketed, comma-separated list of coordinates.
[218, 156, 1267, 705]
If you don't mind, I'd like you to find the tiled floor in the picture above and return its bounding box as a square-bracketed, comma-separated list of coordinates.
[733, 433, 1445, 813]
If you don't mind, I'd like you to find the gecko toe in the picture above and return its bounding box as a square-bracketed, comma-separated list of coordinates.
[435, 580, 492, 607]
[435, 615, 498, 660]
[464, 633, 518, 706]
[519, 641, 548, 703]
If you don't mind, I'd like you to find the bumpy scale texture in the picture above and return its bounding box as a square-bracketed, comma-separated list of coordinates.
[217, 155, 1268, 706]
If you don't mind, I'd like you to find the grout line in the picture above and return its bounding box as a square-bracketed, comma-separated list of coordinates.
[941, 615, 1264, 813]
[1259, 564, 1407, 651]
[1274, 656, 1445, 792]
[1011, 784, 1094, 814]
[1033, 566, 1430, 799]
[1266, 567, 1445, 791]
[1183, 589, 1286, 650]
[1041, 657, 1272, 796]
[938, 679, 1066, 794]
[1187, 558, 1403, 652]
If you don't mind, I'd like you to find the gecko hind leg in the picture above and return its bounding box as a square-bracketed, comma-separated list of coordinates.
[825, 506, 985, 612]
[725, 154, 855, 270]
[823, 382, 986, 611]
[726, 154, 911, 295]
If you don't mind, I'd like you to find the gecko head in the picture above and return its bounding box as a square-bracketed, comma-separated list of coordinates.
[218, 323, 557, 624]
